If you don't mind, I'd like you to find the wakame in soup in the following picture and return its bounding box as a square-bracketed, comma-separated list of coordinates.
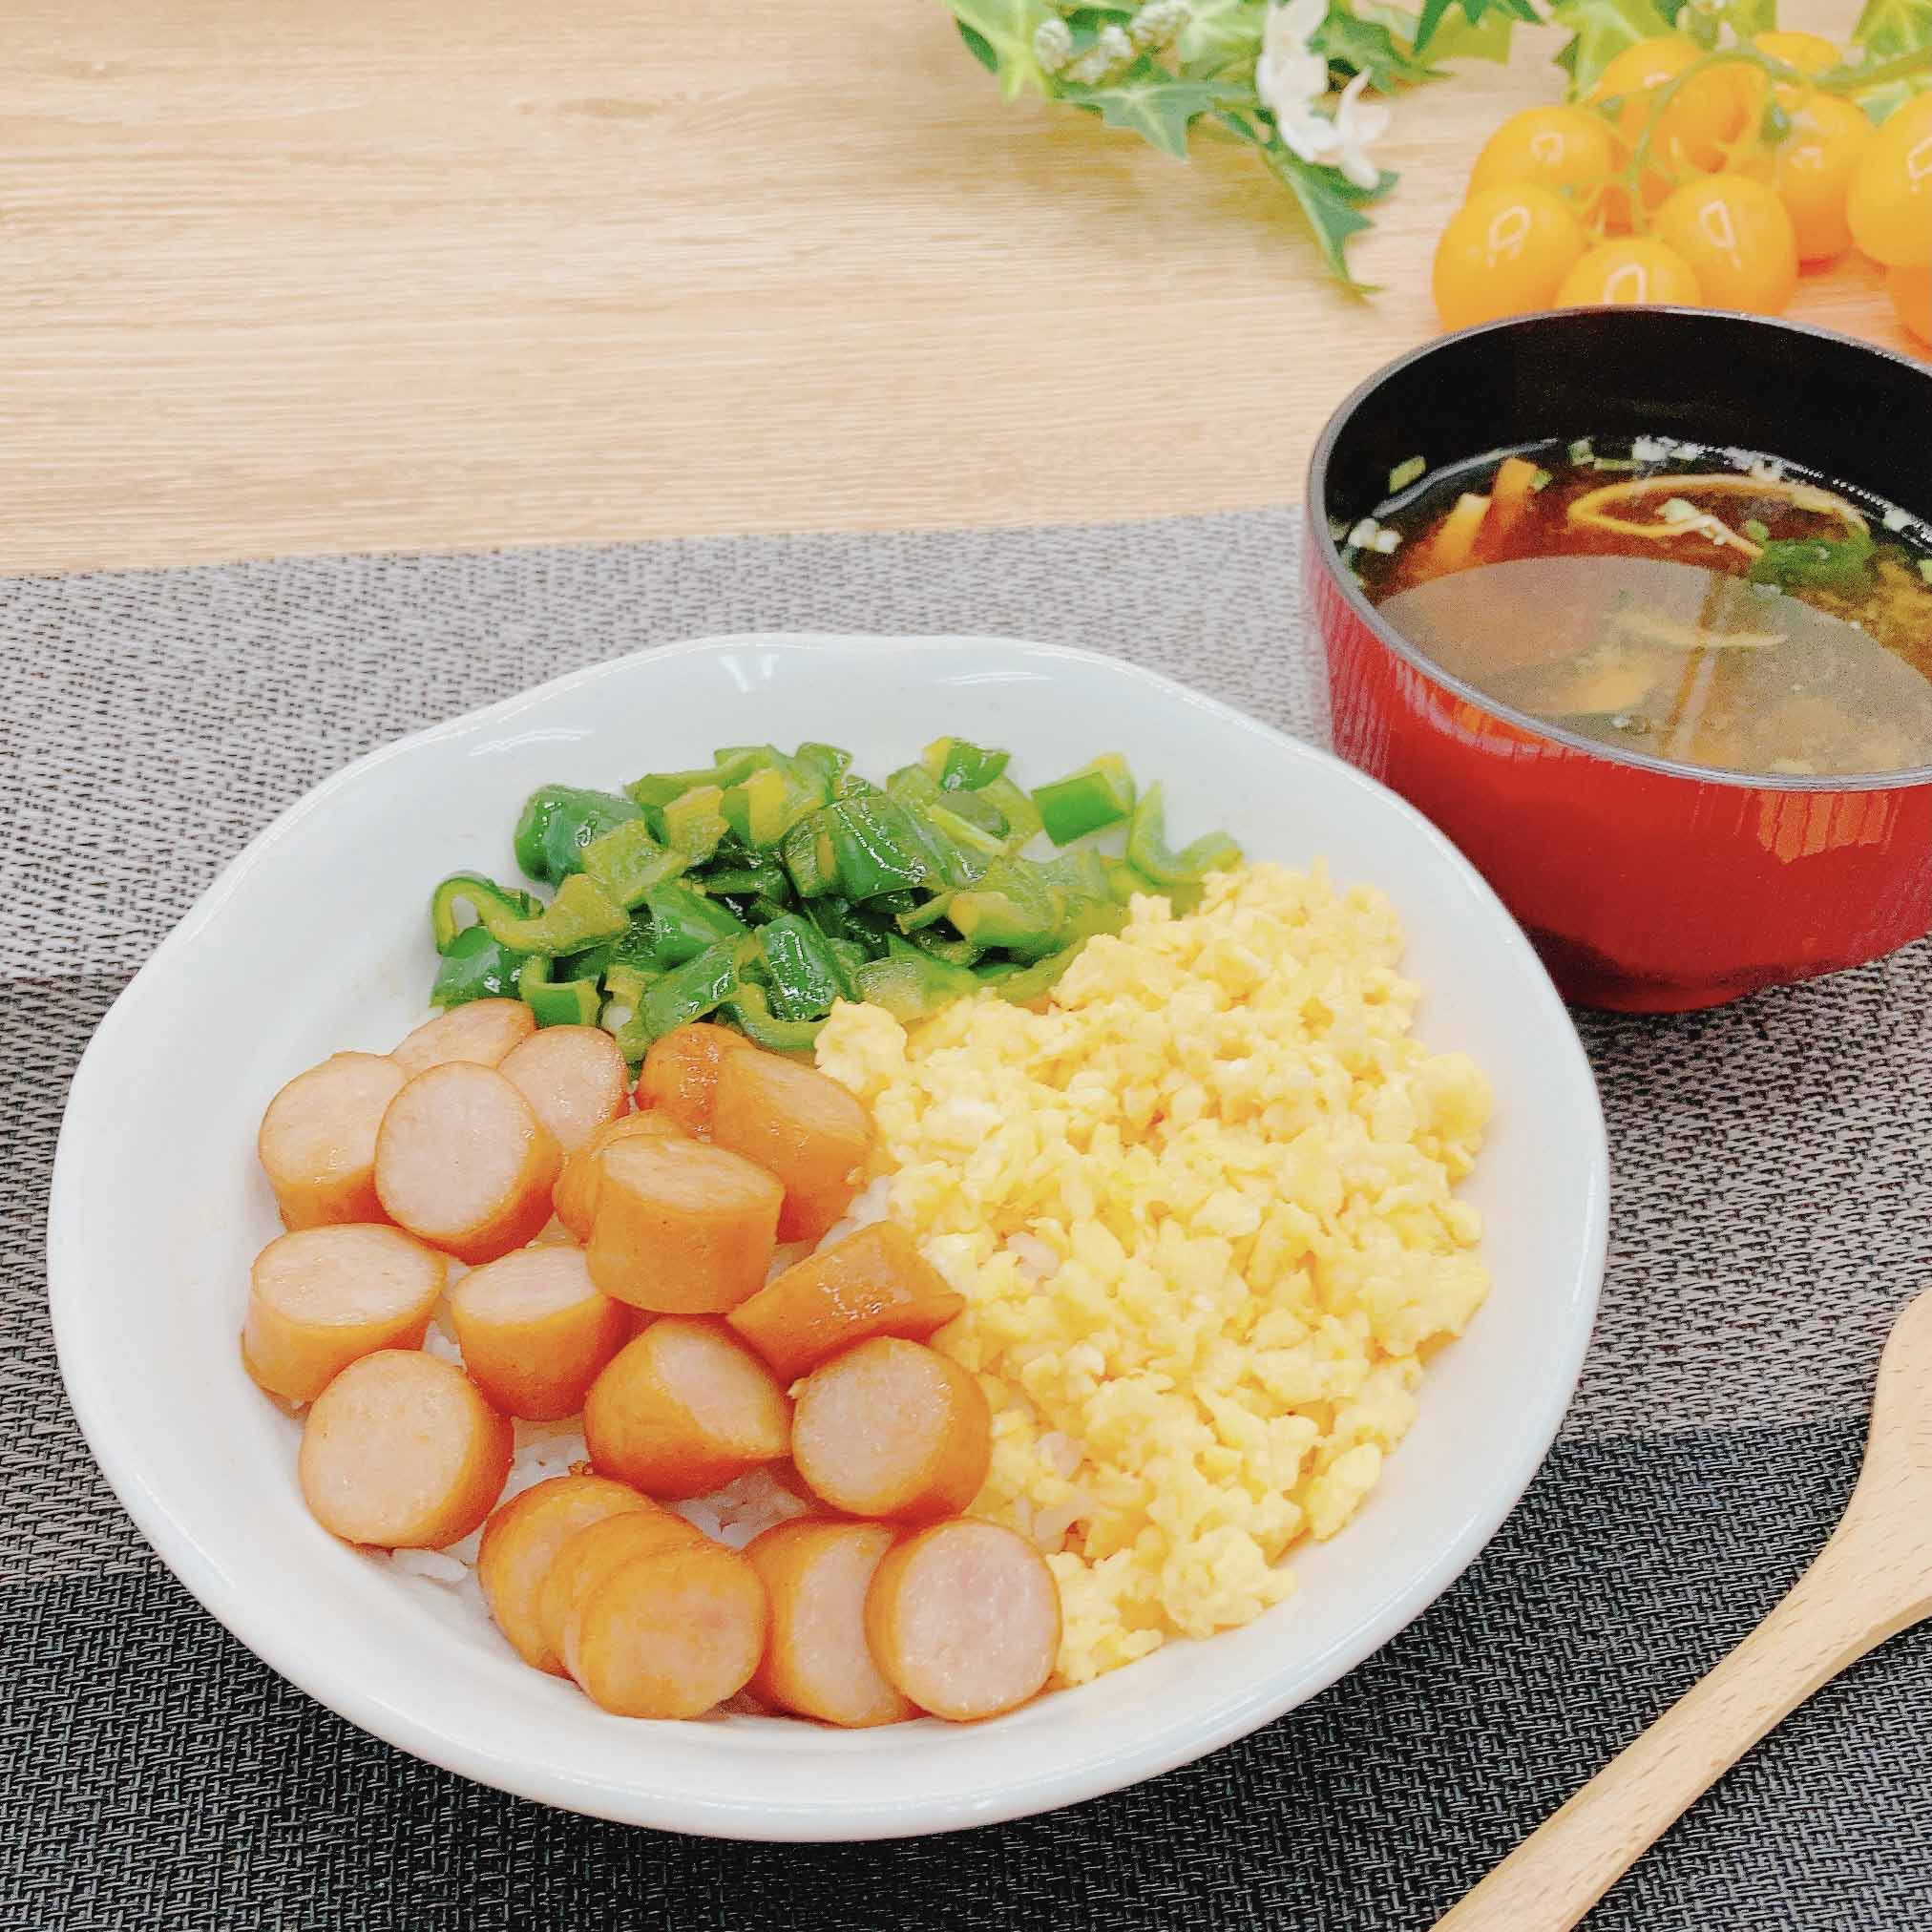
[1344, 438, 1932, 779]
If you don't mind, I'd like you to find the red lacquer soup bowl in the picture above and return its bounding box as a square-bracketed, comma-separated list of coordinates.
[1304, 308, 1932, 1013]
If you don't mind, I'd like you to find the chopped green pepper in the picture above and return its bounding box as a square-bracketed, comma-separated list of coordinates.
[579, 818, 687, 909]
[513, 785, 642, 886]
[1032, 754, 1137, 845]
[928, 801, 1008, 858]
[722, 762, 826, 849]
[430, 872, 542, 953]
[792, 742, 853, 789]
[516, 956, 602, 1028]
[556, 937, 618, 982]
[726, 982, 828, 1053]
[946, 858, 1066, 961]
[982, 946, 1082, 1004]
[757, 913, 856, 1018]
[814, 796, 939, 901]
[625, 748, 770, 812]
[602, 959, 650, 1012]
[662, 785, 727, 864]
[826, 934, 872, 981]
[854, 938, 981, 1022]
[610, 938, 743, 1058]
[921, 736, 1010, 791]
[976, 776, 1044, 852]
[430, 924, 525, 1008]
[638, 881, 748, 969]
[702, 863, 788, 902]
[1125, 783, 1241, 888]
[1036, 850, 1113, 904]
[480, 873, 631, 956]
[433, 738, 1242, 1048]
[904, 926, 983, 968]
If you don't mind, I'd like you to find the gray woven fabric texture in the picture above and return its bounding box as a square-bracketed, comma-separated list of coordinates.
[5, 515, 1929, 1929]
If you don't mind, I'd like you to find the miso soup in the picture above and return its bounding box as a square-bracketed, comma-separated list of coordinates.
[1346, 438, 1932, 778]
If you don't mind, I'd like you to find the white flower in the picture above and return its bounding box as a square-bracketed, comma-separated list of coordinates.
[1254, 2, 1392, 193]
[1129, 0, 1190, 52]
[1034, 16, 1076, 71]
[1063, 21, 1135, 84]
[1330, 72, 1391, 189]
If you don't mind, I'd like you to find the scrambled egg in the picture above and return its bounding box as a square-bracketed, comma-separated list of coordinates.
[815, 863, 1491, 1686]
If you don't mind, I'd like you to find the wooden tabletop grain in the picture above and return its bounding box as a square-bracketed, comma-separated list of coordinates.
[4, 0, 1910, 574]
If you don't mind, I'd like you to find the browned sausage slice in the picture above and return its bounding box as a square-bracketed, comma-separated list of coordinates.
[299, 1350, 512, 1549]
[571, 1541, 769, 1718]
[552, 1111, 683, 1245]
[790, 1337, 991, 1522]
[391, 998, 536, 1077]
[373, 1061, 562, 1265]
[448, 1246, 631, 1420]
[583, 1135, 781, 1313]
[583, 1319, 790, 1500]
[710, 1050, 872, 1243]
[726, 1221, 964, 1380]
[864, 1518, 1060, 1721]
[633, 1022, 753, 1137]
[499, 1024, 628, 1155]
[476, 1472, 651, 1673]
[537, 1505, 708, 1675]
[242, 1223, 447, 1404]
[746, 1520, 916, 1727]
[257, 1051, 407, 1229]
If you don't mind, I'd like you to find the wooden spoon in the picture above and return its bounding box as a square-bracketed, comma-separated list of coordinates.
[1438, 1288, 1932, 1931]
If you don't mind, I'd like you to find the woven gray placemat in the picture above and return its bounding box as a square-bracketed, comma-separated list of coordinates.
[4, 514, 1928, 1930]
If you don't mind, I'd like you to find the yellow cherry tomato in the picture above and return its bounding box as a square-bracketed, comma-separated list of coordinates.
[1654, 173, 1799, 313]
[1774, 94, 1875, 262]
[1890, 263, 1932, 347]
[1592, 35, 1750, 187]
[1846, 92, 1932, 269]
[1469, 106, 1621, 222]
[1556, 236, 1705, 306]
[1750, 31, 1840, 110]
[1433, 184, 1590, 331]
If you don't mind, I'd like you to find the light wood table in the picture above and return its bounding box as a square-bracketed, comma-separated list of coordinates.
[4, 0, 1908, 574]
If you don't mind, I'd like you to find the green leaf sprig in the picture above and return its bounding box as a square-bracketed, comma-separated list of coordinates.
[942, 0, 1932, 286]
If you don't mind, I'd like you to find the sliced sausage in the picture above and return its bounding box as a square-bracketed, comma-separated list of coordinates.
[499, 1024, 628, 1155]
[790, 1337, 990, 1522]
[392, 998, 536, 1078]
[726, 1222, 964, 1380]
[448, 1246, 631, 1420]
[864, 1518, 1060, 1721]
[634, 1021, 752, 1137]
[475, 1471, 651, 1673]
[537, 1504, 708, 1676]
[583, 1318, 791, 1500]
[571, 1540, 768, 1718]
[746, 1520, 916, 1728]
[256, 1051, 407, 1230]
[242, 1223, 447, 1404]
[710, 1050, 872, 1243]
[299, 1350, 512, 1549]
[552, 1111, 682, 1245]
[373, 1061, 562, 1265]
[584, 1136, 781, 1313]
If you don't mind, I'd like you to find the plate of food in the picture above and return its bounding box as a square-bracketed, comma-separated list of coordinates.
[49, 632, 1606, 1839]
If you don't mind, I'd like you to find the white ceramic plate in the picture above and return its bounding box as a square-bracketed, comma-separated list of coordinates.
[51, 634, 1606, 1841]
